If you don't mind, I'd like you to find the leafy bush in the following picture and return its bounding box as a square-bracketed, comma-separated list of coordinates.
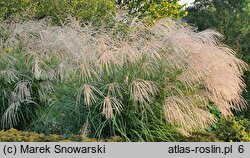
[213, 116, 250, 142]
[0, 0, 115, 25]
[0, 16, 247, 141]
[0, 128, 122, 142]
[116, 0, 187, 21]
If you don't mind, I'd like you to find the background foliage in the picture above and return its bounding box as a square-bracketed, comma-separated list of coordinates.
[0, 0, 188, 25]
[186, 0, 250, 57]
[116, 0, 187, 20]
[0, 0, 115, 25]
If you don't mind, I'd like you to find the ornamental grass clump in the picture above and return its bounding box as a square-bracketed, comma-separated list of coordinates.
[0, 16, 247, 140]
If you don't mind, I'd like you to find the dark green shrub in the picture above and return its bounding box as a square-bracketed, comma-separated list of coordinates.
[214, 116, 250, 142]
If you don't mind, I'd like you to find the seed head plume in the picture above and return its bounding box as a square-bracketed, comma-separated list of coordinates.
[130, 79, 158, 105]
[102, 96, 123, 119]
[76, 84, 101, 106]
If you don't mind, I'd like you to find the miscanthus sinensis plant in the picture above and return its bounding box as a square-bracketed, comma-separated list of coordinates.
[0, 16, 247, 140]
